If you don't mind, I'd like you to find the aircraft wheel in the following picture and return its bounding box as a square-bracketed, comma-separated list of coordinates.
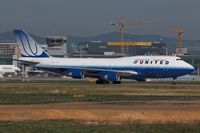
[96, 79, 109, 84]
[136, 79, 146, 82]
[103, 80, 109, 84]
[96, 79, 102, 84]
[112, 81, 121, 84]
[172, 77, 177, 85]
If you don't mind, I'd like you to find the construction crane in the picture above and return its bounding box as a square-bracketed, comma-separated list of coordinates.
[111, 17, 125, 55]
[172, 27, 184, 55]
[110, 17, 151, 56]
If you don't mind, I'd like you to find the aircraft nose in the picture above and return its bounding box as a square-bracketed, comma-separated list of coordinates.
[190, 65, 195, 72]
[187, 64, 195, 73]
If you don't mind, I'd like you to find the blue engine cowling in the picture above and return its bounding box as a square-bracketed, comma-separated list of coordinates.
[65, 69, 84, 79]
[98, 72, 120, 81]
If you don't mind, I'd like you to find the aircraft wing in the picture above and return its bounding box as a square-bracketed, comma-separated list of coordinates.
[79, 68, 138, 77]
[37, 65, 138, 77]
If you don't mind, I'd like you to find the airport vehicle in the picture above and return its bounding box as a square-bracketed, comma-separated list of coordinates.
[0, 65, 20, 77]
[13, 29, 195, 84]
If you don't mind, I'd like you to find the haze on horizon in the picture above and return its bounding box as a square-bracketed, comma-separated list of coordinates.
[0, 0, 200, 40]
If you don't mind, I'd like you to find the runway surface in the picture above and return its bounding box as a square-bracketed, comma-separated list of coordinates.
[1, 101, 200, 123]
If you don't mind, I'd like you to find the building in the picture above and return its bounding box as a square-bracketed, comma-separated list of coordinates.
[186, 44, 200, 55]
[133, 42, 166, 56]
[73, 41, 166, 57]
[0, 43, 19, 65]
[46, 36, 67, 57]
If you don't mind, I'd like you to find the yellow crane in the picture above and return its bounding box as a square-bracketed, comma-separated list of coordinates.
[110, 17, 155, 56]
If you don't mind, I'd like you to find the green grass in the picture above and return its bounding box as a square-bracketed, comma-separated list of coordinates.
[0, 120, 200, 133]
[0, 80, 200, 104]
[0, 93, 199, 104]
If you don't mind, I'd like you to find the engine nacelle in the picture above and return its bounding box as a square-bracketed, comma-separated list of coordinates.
[98, 72, 120, 81]
[65, 69, 84, 79]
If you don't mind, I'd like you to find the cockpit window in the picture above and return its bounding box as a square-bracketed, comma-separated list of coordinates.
[176, 58, 183, 61]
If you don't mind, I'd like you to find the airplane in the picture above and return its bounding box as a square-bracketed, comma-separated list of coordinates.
[0, 65, 20, 77]
[13, 29, 195, 84]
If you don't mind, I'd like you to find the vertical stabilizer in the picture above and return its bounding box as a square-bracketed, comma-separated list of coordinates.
[13, 29, 49, 58]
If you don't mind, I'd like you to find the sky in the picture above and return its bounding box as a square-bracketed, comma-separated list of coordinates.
[0, 0, 200, 39]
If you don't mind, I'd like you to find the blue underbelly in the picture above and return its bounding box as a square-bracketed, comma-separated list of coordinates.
[102, 67, 192, 79]
[54, 65, 193, 79]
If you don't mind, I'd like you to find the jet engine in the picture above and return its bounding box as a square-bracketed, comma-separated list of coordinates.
[65, 69, 84, 79]
[98, 71, 120, 81]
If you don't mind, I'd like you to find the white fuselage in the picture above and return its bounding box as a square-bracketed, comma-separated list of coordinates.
[19, 55, 194, 80]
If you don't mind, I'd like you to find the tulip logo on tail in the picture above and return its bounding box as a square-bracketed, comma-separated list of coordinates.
[13, 30, 49, 58]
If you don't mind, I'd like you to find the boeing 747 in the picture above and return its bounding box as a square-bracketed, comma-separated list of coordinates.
[13, 29, 195, 84]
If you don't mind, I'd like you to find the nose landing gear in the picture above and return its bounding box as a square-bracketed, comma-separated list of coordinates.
[172, 77, 177, 85]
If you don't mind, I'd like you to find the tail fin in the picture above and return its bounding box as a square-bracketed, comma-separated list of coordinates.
[13, 29, 49, 58]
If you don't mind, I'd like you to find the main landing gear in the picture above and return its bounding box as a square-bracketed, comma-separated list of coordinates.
[112, 81, 121, 84]
[96, 79, 121, 84]
[96, 79, 109, 84]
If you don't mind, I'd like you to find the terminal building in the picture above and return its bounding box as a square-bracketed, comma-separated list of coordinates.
[73, 41, 166, 57]
[0, 43, 19, 65]
[46, 36, 67, 57]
